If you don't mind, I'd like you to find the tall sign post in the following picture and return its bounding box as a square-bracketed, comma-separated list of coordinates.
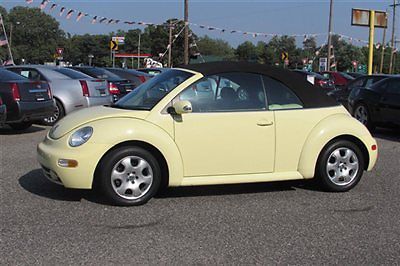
[368, 10, 375, 75]
[352, 9, 387, 75]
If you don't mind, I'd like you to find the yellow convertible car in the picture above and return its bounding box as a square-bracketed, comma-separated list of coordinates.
[37, 62, 378, 206]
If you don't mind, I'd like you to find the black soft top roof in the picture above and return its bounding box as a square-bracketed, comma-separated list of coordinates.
[181, 61, 338, 108]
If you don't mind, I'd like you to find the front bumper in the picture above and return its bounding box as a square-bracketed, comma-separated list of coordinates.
[37, 134, 108, 189]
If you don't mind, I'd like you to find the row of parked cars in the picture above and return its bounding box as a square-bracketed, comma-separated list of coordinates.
[0, 66, 156, 130]
[293, 70, 400, 130]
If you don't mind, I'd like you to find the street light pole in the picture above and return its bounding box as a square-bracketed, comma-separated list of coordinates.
[168, 22, 173, 67]
[327, 0, 334, 71]
[389, 0, 399, 74]
[184, 0, 189, 65]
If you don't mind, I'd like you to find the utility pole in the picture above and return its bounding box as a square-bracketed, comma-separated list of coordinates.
[184, 0, 189, 65]
[168, 22, 173, 67]
[137, 32, 141, 69]
[327, 0, 334, 71]
[380, 22, 387, 73]
[389, 0, 399, 74]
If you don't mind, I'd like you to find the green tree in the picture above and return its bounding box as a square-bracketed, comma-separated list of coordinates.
[196, 35, 235, 59]
[235, 41, 258, 61]
[7, 6, 65, 64]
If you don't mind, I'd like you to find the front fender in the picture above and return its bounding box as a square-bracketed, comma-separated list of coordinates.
[298, 113, 375, 178]
[89, 117, 184, 186]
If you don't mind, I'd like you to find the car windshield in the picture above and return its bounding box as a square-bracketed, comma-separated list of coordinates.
[79, 68, 121, 79]
[340, 72, 355, 80]
[112, 69, 193, 110]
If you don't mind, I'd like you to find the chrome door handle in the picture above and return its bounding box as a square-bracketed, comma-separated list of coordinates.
[257, 121, 274, 126]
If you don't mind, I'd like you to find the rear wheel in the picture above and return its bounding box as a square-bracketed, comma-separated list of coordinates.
[42, 100, 64, 126]
[97, 146, 161, 206]
[9, 121, 32, 130]
[316, 140, 365, 192]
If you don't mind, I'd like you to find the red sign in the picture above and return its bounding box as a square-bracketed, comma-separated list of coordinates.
[352, 61, 358, 67]
[56, 48, 64, 55]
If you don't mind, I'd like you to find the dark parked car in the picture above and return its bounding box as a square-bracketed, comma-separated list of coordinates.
[348, 76, 400, 130]
[69, 67, 135, 101]
[292, 70, 335, 91]
[105, 68, 152, 88]
[320, 71, 354, 89]
[328, 74, 390, 107]
[0, 69, 55, 130]
[0, 96, 6, 126]
[344, 72, 365, 79]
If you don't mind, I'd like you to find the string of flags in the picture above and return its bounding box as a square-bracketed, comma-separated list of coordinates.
[25, 0, 387, 47]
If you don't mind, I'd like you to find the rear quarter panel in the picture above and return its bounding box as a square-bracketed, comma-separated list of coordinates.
[274, 106, 348, 173]
[50, 79, 87, 114]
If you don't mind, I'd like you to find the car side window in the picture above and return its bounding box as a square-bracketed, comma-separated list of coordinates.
[364, 78, 376, 88]
[176, 72, 267, 112]
[263, 76, 303, 110]
[385, 80, 400, 94]
[18, 69, 43, 81]
[348, 77, 365, 90]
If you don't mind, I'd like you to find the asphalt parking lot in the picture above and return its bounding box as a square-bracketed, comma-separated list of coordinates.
[1, 125, 399, 265]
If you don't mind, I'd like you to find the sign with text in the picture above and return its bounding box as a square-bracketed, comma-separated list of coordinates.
[351, 9, 387, 28]
[112, 36, 125, 45]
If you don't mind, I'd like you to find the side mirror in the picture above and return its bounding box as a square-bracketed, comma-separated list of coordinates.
[171, 100, 193, 115]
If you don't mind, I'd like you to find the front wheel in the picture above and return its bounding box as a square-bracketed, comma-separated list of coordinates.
[353, 104, 374, 130]
[97, 146, 161, 206]
[316, 140, 365, 192]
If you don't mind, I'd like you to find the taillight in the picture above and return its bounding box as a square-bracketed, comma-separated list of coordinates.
[10, 83, 20, 101]
[108, 82, 120, 95]
[80, 80, 90, 97]
[138, 75, 146, 83]
[47, 83, 52, 99]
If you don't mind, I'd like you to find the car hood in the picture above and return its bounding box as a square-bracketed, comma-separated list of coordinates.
[49, 105, 149, 139]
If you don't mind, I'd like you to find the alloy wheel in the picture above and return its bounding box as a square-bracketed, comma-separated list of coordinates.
[111, 156, 153, 200]
[326, 147, 359, 186]
[354, 105, 368, 125]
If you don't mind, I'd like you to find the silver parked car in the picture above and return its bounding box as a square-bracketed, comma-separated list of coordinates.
[6, 65, 113, 125]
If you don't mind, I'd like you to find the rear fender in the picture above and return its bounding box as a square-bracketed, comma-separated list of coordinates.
[298, 113, 372, 178]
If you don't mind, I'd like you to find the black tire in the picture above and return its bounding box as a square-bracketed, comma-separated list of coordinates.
[8, 121, 33, 130]
[42, 99, 64, 126]
[97, 146, 161, 206]
[316, 140, 365, 192]
[353, 103, 375, 131]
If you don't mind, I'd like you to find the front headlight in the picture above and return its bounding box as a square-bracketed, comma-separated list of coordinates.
[69, 126, 93, 147]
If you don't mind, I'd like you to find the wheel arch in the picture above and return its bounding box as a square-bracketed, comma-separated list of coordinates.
[316, 134, 370, 171]
[93, 140, 170, 190]
[298, 113, 373, 178]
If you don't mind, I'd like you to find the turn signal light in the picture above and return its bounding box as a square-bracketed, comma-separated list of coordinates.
[58, 159, 78, 168]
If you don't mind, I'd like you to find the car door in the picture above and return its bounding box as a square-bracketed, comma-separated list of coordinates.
[379, 78, 400, 125]
[173, 72, 275, 177]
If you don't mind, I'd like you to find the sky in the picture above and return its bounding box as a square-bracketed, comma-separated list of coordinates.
[1, 0, 399, 48]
